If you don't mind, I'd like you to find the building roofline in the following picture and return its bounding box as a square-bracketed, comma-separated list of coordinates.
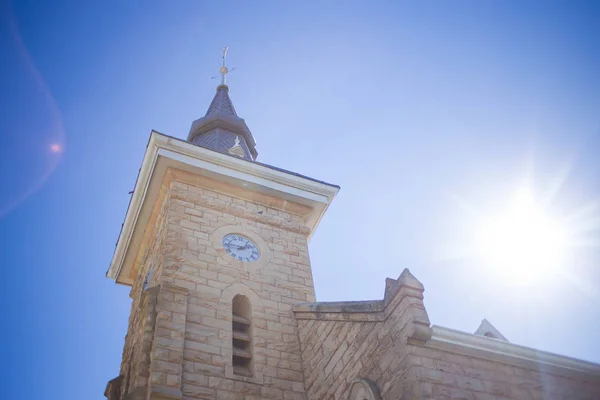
[427, 325, 600, 377]
[163, 131, 340, 189]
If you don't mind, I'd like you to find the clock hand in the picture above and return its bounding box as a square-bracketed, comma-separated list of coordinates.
[227, 243, 250, 251]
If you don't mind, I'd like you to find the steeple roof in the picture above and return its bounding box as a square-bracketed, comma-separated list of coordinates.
[186, 84, 258, 161]
[186, 48, 257, 161]
[205, 84, 238, 116]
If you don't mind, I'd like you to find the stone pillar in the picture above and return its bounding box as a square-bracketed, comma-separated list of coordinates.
[147, 283, 189, 400]
[122, 285, 161, 400]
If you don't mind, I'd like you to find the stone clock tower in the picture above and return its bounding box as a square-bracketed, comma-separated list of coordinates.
[104, 53, 339, 400]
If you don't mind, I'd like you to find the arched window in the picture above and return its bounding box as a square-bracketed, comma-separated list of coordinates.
[232, 294, 253, 376]
[348, 379, 382, 400]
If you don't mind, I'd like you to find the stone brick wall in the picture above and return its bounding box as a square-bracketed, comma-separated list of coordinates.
[407, 344, 600, 400]
[158, 177, 313, 399]
[111, 171, 319, 400]
[115, 192, 171, 400]
[294, 270, 600, 400]
[297, 317, 384, 398]
[294, 269, 432, 399]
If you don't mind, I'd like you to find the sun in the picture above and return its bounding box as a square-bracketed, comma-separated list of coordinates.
[475, 187, 567, 284]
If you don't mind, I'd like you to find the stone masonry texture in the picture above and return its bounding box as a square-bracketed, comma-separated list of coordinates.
[293, 271, 600, 400]
[110, 173, 315, 400]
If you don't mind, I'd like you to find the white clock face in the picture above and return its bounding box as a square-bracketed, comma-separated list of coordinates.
[222, 234, 260, 262]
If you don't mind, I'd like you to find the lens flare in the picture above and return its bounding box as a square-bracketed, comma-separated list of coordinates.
[0, 5, 66, 218]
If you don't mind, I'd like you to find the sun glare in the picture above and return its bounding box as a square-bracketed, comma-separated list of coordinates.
[476, 188, 567, 283]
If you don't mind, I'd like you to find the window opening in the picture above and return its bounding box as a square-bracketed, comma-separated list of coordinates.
[232, 294, 253, 376]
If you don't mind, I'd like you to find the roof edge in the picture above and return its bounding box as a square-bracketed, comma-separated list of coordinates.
[107, 130, 340, 282]
[427, 325, 600, 377]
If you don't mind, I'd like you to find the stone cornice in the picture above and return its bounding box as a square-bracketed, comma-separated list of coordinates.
[107, 130, 339, 284]
[157, 132, 339, 195]
[426, 325, 600, 378]
[293, 300, 385, 315]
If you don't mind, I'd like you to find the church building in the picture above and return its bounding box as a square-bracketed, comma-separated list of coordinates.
[105, 51, 600, 399]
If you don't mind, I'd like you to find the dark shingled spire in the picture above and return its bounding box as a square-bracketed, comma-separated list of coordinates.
[187, 85, 258, 161]
[205, 84, 238, 117]
[186, 84, 258, 161]
[187, 48, 258, 161]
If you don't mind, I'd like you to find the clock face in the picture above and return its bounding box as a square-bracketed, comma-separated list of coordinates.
[222, 234, 260, 262]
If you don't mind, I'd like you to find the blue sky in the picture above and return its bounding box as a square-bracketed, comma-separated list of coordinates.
[1, 1, 599, 398]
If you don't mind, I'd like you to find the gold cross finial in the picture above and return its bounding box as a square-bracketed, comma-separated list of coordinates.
[219, 46, 229, 86]
[211, 46, 236, 87]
